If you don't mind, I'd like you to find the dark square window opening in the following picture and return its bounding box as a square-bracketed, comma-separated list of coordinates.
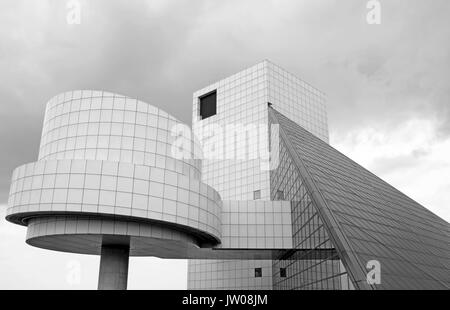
[280, 268, 287, 278]
[255, 268, 262, 278]
[199, 90, 217, 120]
[276, 190, 284, 200]
[253, 190, 261, 200]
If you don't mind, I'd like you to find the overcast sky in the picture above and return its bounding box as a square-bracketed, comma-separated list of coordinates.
[0, 0, 449, 289]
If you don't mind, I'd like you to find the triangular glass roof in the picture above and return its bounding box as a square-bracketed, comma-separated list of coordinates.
[270, 107, 450, 290]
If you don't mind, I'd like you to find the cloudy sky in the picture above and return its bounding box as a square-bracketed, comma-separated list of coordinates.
[0, 0, 449, 289]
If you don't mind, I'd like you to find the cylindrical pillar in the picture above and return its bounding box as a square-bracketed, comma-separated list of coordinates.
[98, 244, 130, 290]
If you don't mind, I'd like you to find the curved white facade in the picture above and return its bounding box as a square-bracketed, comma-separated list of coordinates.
[6, 91, 222, 256]
[39, 90, 202, 178]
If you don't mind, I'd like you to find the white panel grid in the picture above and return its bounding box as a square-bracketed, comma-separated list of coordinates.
[188, 259, 273, 290]
[8, 159, 222, 240]
[39, 91, 203, 180]
[266, 61, 329, 142]
[220, 200, 292, 249]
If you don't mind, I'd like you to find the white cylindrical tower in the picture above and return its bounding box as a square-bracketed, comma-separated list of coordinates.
[6, 90, 222, 289]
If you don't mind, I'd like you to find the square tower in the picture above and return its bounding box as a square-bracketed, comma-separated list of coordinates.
[188, 60, 328, 289]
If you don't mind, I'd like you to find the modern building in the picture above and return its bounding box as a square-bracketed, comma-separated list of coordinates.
[6, 61, 450, 290]
[269, 107, 450, 289]
[188, 60, 328, 289]
[6, 91, 223, 289]
[189, 60, 449, 290]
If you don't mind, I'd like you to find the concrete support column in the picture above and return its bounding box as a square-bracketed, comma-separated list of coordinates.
[98, 243, 130, 290]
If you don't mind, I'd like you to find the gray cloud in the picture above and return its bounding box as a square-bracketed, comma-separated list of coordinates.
[1, 0, 450, 204]
[371, 150, 430, 176]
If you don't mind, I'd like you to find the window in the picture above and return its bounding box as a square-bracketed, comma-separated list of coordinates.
[255, 268, 262, 278]
[253, 190, 261, 200]
[199, 90, 216, 120]
[276, 190, 284, 200]
[280, 268, 287, 278]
